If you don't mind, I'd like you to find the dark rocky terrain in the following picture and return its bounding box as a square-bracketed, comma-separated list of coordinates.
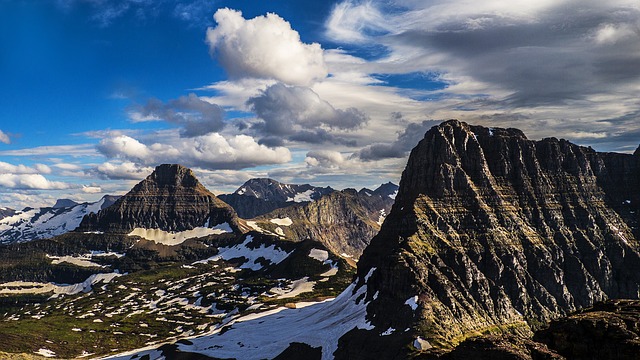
[249, 186, 397, 260]
[78, 164, 241, 233]
[337, 120, 640, 357]
[218, 178, 334, 219]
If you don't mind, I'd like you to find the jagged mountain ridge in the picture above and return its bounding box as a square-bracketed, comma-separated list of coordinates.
[218, 178, 334, 219]
[78, 164, 241, 233]
[0, 195, 119, 245]
[249, 186, 397, 260]
[337, 120, 640, 357]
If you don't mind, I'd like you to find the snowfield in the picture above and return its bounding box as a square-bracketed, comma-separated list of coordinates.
[109, 270, 376, 360]
[193, 235, 291, 271]
[0, 197, 109, 244]
[128, 223, 232, 246]
[0, 272, 122, 296]
[269, 217, 293, 226]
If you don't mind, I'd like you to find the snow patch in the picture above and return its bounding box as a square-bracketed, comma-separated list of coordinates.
[274, 227, 285, 237]
[269, 277, 316, 299]
[194, 235, 291, 271]
[270, 217, 293, 226]
[286, 189, 315, 203]
[405, 295, 419, 311]
[159, 281, 373, 360]
[377, 209, 386, 226]
[388, 190, 398, 200]
[414, 336, 432, 350]
[129, 225, 231, 246]
[47, 254, 105, 268]
[246, 221, 264, 233]
[35, 348, 56, 357]
[308, 248, 329, 262]
[0, 272, 122, 296]
[382, 327, 395, 336]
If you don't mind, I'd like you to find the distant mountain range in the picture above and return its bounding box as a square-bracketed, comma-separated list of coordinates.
[218, 178, 334, 219]
[0, 195, 118, 245]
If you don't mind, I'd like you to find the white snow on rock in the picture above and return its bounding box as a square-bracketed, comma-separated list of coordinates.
[35, 348, 56, 357]
[0, 197, 108, 244]
[274, 227, 285, 237]
[269, 217, 293, 226]
[286, 189, 315, 203]
[129, 224, 231, 246]
[47, 254, 105, 268]
[382, 327, 395, 336]
[308, 249, 329, 262]
[177, 282, 372, 360]
[245, 221, 264, 232]
[320, 266, 339, 277]
[194, 235, 291, 271]
[389, 190, 398, 200]
[0, 272, 122, 296]
[269, 277, 316, 299]
[413, 336, 432, 350]
[405, 295, 419, 311]
[377, 209, 386, 226]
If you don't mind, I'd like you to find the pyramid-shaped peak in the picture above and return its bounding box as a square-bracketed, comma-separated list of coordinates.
[129, 164, 212, 196]
[148, 164, 200, 187]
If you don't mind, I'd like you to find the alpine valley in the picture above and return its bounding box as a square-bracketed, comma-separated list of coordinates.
[0, 121, 639, 360]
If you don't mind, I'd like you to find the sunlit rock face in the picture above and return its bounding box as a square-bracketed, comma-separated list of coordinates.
[78, 164, 240, 234]
[337, 120, 640, 358]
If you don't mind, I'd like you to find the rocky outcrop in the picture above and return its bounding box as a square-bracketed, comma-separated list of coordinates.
[534, 300, 640, 360]
[78, 164, 240, 233]
[250, 187, 396, 260]
[339, 120, 640, 356]
[218, 178, 334, 219]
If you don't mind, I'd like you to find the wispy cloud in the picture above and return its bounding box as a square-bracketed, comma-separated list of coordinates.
[0, 130, 10, 144]
[0, 144, 98, 157]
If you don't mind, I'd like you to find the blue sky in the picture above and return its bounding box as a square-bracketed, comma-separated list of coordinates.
[0, 0, 639, 208]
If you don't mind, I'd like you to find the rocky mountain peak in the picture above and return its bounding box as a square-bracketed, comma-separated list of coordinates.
[78, 164, 239, 233]
[52, 199, 80, 209]
[133, 164, 207, 193]
[340, 120, 640, 356]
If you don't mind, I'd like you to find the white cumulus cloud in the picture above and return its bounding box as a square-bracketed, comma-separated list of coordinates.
[0, 174, 69, 190]
[206, 8, 327, 86]
[96, 132, 291, 170]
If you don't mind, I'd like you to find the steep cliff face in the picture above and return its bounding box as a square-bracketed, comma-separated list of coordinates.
[78, 164, 240, 233]
[341, 120, 640, 355]
[250, 187, 396, 260]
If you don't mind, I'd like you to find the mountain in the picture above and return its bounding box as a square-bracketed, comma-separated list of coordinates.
[336, 119, 640, 357]
[218, 178, 334, 218]
[52, 199, 80, 209]
[371, 181, 399, 199]
[0, 207, 15, 221]
[247, 186, 397, 260]
[121, 120, 640, 360]
[0, 195, 119, 245]
[78, 164, 241, 233]
[0, 164, 355, 359]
